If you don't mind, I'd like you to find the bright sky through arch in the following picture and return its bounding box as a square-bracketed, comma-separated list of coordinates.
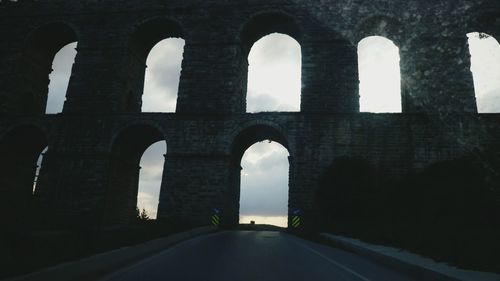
[33, 147, 48, 194]
[358, 36, 402, 113]
[247, 33, 301, 113]
[137, 141, 166, 219]
[142, 38, 185, 113]
[467, 32, 500, 113]
[46, 42, 77, 114]
[239, 141, 289, 227]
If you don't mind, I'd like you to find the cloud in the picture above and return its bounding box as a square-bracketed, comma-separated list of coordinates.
[136, 142, 166, 218]
[468, 33, 500, 113]
[240, 142, 289, 217]
[242, 145, 289, 175]
[247, 33, 301, 113]
[51, 42, 78, 73]
[46, 42, 77, 113]
[249, 33, 301, 65]
[246, 92, 281, 112]
[477, 89, 500, 112]
[142, 38, 185, 112]
[137, 191, 159, 219]
[358, 36, 402, 113]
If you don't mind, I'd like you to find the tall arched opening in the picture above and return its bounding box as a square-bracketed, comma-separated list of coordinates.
[227, 125, 290, 227]
[241, 13, 302, 113]
[137, 141, 166, 220]
[126, 18, 184, 113]
[46, 42, 78, 114]
[20, 23, 78, 114]
[33, 147, 48, 195]
[239, 141, 289, 227]
[106, 124, 166, 224]
[246, 33, 301, 112]
[358, 36, 402, 113]
[467, 32, 500, 113]
[142, 38, 185, 112]
[0, 126, 48, 226]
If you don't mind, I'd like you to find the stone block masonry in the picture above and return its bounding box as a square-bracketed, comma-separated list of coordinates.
[0, 0, 499, 230]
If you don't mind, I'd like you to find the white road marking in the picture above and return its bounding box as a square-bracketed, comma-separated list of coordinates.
[286, 236, 373, 281]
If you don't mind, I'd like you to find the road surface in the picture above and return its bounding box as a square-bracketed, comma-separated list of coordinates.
[99, 231, 419, 281]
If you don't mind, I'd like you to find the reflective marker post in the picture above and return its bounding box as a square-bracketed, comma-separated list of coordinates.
[291, 208, 301, 229]
[211, 208, 221, 227]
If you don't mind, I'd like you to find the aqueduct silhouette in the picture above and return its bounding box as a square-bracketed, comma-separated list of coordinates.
[0, 0, 499, 229]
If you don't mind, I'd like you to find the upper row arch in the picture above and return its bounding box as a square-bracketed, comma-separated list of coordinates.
[27, 12, 402, 54]
[29, 10, 495, 53]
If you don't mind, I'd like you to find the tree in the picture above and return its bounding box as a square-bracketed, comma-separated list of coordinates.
[136, 207, 150, 221]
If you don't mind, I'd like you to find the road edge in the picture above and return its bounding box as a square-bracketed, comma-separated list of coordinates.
[5, 226, 217, 281]
[320, 233, 500, 281]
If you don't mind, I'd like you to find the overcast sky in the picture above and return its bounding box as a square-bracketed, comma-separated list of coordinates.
[43, 33, 500, 226]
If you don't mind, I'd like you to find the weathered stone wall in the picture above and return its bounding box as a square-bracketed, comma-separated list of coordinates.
[0, 0, 499, 229]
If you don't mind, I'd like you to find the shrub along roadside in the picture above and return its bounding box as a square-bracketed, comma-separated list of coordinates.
[0, 218, 191, 279]
[316, 156, 500, 273]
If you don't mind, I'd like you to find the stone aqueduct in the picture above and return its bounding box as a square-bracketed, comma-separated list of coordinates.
[0, 0, 499, 229]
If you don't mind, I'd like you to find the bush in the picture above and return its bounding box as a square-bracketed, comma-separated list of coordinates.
[317, 156, 500, 273]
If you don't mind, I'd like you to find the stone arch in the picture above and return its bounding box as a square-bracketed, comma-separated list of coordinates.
[107, 120, 166, 152]
[239, 12, 303, 113]
[224, 123, 291, 226]
[466, 31, 500, 113]
[357, 35, 402, 113]
[0, 124, 48, 226]
[355, 16, 413, 113]
[105, 123, 167, 224]
[17, 22, 78, 114]
[468, 2, 500, 39]
[230, 124, 290, 162]
[240, 11, 302, 54]
[226, 120, 291, 157]
[130, 17, 185, 61]
[354, 15, 404, 46]
[246, 33, 301, 113]
[124, 17, 185, 112]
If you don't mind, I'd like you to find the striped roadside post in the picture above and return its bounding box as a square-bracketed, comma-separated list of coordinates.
[291, 208, 301, 229]
[211, 208, 221, 227]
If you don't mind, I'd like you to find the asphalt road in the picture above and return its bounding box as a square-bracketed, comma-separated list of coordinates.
[99, 231, 419, 281]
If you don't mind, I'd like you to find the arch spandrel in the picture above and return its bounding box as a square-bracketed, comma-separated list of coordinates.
[129, 17, 185, 62]
[354, 15, 405, 47]
[12, 21, 79, 115]
[25, 21, 79, 60]
[0, 124, 49, 154]
[0, 124, 50, 226]
[240, 11, 302, 54]
[228, 121, 292, 163]
[108, 122, 167, 155]
[106, 122, 167, 224]
[467, 0, 500, 37]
